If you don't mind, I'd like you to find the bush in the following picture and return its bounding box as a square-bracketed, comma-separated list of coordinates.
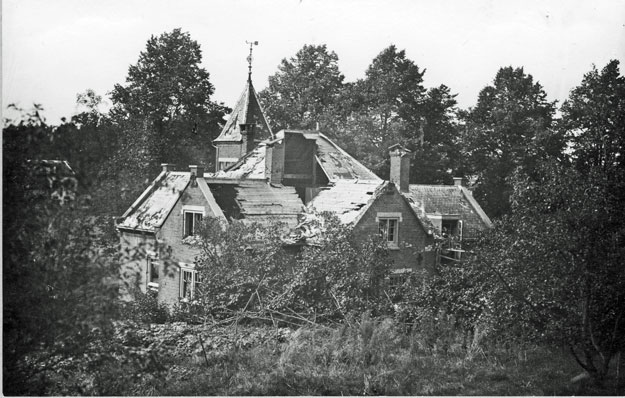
[123, 289, 170, 324]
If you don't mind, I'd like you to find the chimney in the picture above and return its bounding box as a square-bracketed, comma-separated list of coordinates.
[161, 163, 176, 172]
[240, 123, 256, 155]
[265, 139, 285, 184]
[389, 144, 413, 192]
[189, 165, 205, 178]
[453, 177, 464, 187]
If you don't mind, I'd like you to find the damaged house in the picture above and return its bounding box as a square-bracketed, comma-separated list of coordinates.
[117, 74, 492, 305]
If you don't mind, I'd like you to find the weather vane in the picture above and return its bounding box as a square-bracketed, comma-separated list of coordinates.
[246, 40, 259, 81]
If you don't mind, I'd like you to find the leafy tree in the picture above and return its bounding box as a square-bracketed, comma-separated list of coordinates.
[409, 84, 463, 184]
[3, 110, 130, 394]
[110, 28, 227, 170]
[560, 60, 625, 172]
[329, 45, 462, 183]
[259, 44, 345, 131]
[461, 66, 560, 218]
[465, 161, 625, 383]
[326, 46, 426, 175]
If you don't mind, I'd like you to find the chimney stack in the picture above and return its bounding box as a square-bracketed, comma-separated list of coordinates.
[389, 144, 413, 192]
[161, 163, 176, 172]
[453, 177, 464, 187]
[265, 138, 285, 184]
[189, 165, 205, 178]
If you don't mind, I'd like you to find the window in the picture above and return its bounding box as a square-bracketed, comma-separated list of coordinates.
[183, 211, 203, 237]
[179, 267, 202, 300]
[147, 255, 159, 291]
[379, 218, 399, 247]
[180, 269, 194, 299]
[439, 218, 464, 264]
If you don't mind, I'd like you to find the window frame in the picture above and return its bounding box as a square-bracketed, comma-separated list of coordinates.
[146, 252, 160, 291]
[182, 205, 205, 238]
[179, 264, 202, 301]
[376, 212, 402, 249]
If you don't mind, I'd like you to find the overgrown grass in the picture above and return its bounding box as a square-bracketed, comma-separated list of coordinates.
[114, 317, 623, 396]
[40, 316, 623, 395]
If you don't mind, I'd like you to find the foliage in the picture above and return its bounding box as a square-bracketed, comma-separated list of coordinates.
[461, 66, 560, 218]
[259, 44, 345, 131]
[110, 28, 227, 171]
[560, 59, 625, 171]
[123, 289, 170, 324]
[2, 111, 127, 394]
[463, 161, 625, 383]
[191, 214, 391, 322]
[324, 46, 462, 183]
[105, 319, 614, 396]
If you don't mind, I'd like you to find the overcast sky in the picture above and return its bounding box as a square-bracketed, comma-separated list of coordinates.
[3, 0, 625, 124]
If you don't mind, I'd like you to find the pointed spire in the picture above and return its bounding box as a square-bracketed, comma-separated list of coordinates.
[214, 44, 273, 144]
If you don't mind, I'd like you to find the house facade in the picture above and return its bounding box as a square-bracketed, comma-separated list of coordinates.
[117, 74, 492, 305]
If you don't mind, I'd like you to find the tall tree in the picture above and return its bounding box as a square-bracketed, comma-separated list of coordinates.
[461, 66, 560, 219]
[330, 45, 461, 182]
[410, 84, 463, 184]
[259, 44, 344, 131]
[560, 60, 625, 172]
[110, 28, 226, 169]
[465, 161, 625, 384]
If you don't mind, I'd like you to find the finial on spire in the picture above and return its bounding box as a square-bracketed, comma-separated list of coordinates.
[246, 40, 259, 82]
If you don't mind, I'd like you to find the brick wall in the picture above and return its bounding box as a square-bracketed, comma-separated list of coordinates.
[352, 187, 436, 272]
[155, 183, 222, 305]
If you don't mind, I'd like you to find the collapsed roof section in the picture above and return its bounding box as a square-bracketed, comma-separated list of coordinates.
[207, 130, 381, 183]
[232, 180, 304, 228]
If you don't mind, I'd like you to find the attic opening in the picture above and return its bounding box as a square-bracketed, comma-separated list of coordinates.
[208, 184, 242, 221]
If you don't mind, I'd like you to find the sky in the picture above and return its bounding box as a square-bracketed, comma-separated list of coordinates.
[3, 0, 625, 124]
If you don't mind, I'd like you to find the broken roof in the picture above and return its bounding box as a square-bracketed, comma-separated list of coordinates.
[402, 185, 493, 236]
[208, 131, 382, 183]
[307, 180, 386, 225]
[209, 144, 267, 180]
[314, 133, 381, 181]
[118, 172, 190, 232]
[234, 180, 304, 227]
[214, 79, 273, 143]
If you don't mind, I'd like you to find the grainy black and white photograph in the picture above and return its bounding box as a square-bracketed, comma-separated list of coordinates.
[3, 0, 625, 395]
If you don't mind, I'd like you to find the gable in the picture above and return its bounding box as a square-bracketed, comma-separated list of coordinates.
[403, 185, 492, 238]
[354, 184, 431, 239]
